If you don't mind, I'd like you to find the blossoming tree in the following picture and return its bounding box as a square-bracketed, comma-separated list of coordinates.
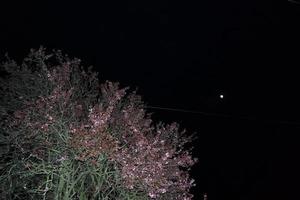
[0, 47, 198, 200]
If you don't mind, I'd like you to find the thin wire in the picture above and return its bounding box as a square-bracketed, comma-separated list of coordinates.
[146, 106, 231, 117]
[146, 105, 300, 126]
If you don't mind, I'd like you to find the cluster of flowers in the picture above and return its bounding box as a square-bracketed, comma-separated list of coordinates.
[5, 48, 198, 199]
[68, 82, 198, 199]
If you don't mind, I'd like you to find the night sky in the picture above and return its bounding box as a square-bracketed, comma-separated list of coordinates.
[1, 1, 300, 199]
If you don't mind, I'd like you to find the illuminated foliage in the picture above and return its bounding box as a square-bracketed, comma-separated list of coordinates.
[0, 47, 198, 199]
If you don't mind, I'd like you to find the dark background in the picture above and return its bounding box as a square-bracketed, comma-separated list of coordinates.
[1, 1, 299, 199]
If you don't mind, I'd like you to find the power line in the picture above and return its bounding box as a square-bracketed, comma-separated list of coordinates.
[146, 106, 231, 117]
[146, 105, 300, 126]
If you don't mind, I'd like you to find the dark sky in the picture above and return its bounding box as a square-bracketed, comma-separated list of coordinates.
[1, 1, 300, 199]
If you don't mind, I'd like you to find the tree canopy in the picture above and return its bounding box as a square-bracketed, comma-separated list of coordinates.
[0, 47, 197, 200]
